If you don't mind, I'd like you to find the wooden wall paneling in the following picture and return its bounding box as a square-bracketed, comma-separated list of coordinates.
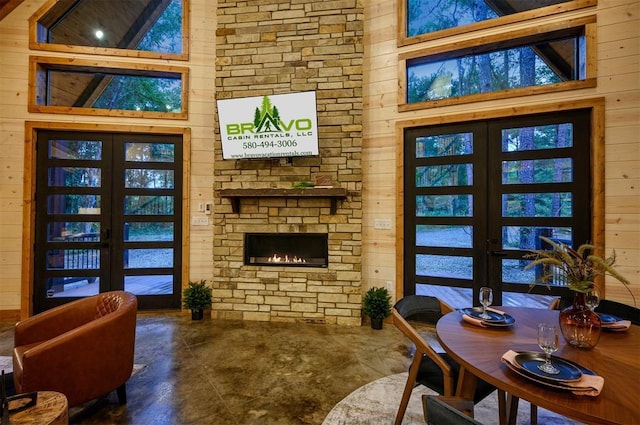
[0, 0, 24, 22]
[0, 0, 216, 314]
[20, 123, 36, 317]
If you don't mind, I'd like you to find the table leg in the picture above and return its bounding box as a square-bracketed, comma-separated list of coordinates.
[506, 393, 519, 425]
[498, 390, 507, 425]
[454, 367, 478, 399]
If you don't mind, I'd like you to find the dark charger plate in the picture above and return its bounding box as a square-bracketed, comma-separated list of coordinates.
[598, 312, 623, 323]
[514, 352, 583, 382]
[459, 307, 516, 327]
[460, 307, 507, 323]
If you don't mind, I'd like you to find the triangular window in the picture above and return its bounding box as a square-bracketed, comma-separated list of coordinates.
[30, 0, 187, 60]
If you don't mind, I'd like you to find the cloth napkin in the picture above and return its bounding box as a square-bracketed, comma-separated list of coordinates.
[501, 350, 604, 396]
[602, 320, 631, 331]
[461, 307, 506, 327]
[462, 314, 486, 327]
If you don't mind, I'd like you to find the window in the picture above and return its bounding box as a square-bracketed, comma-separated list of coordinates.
[29, 56, 189, 119]
[29, 0, 188, 60]
[398, 0, 596, 46]
[399, 18, 596, 111]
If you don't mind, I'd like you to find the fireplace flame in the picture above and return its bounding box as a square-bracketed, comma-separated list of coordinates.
[267, 254, 307, 264]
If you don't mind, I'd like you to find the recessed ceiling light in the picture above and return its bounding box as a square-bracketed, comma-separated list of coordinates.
[95, 30, 104, 39]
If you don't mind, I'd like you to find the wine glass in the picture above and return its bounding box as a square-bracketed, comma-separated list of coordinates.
[537, 323, 560, 375]
[585, 287, 600, 312]
[479, 287, 493, 319]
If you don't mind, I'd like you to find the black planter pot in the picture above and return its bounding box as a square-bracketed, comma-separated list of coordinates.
[370, 317, 383, 330]
[191, 309, 204, 320]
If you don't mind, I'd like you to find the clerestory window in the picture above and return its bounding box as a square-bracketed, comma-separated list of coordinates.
[29, 0, 188, 60]
[29, 56, 189, 119]
[399, 18, 596, 111]
[399, 0, 596, 46]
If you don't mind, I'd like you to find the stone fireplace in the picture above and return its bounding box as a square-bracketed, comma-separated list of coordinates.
[212, 0, 363, 326]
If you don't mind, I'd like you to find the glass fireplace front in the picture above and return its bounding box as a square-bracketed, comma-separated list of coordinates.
[244, 233, 328, 267]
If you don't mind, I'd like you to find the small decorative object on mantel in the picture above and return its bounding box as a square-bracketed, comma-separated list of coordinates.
[363, 287, 393, 330]
[182, 280, 213, 320]
[314, 175, 333, 188]
[525, 236, 632, 349]
[292, 181, 314, 188]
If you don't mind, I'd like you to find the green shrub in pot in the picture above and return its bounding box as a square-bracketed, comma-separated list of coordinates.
[363, 286, 392, 329]
[182, 280, 213, 320]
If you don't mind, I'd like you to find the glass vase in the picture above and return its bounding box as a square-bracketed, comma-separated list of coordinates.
[558, 291, 602, 348]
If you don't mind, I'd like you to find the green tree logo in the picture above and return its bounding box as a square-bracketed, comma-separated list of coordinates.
[253, 96, 282, 133]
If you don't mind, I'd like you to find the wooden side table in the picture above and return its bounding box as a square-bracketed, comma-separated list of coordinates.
[8, 391, 68, 425]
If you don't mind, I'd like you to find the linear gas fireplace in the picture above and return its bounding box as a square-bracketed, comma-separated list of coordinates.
[244, 233, 328, 267]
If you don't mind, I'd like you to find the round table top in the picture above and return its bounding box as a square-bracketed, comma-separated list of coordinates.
[436, 306, 640, 425]
[8, 391, 68, 425]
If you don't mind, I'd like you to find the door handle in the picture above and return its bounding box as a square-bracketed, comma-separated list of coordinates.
[490, 250, 508, 257]
[101, 228, 110, 247]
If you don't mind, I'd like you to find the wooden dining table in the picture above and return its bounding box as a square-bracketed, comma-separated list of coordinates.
[436, 306, 640, 425]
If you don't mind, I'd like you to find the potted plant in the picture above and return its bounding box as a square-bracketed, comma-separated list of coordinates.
[525, 236, 632, 348]
[182, 280, 213, 320]
[363, 286, 392, 330]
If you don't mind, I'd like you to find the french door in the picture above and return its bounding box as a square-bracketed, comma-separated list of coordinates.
[403, 110, 591, 306]
[33, 130, 183, 312]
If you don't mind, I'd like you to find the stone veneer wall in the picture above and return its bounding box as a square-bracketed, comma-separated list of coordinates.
[212, 0, 364, 325]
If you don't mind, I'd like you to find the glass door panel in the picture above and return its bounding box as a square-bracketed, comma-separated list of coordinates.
[117, 136, 181, 305]
[406, 123, 485, 305]
[488, 111, 590, 305]
[35, 136, 108, 307]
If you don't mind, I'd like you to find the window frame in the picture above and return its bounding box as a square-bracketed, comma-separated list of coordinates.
[397, 0, 596, 47]
[22, 120, 192, 315]
[28, 0, 189, 61]
[398, 16, 597, 112]
[29, 56, 190, 120]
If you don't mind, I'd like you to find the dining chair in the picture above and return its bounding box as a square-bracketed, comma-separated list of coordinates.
[423, 395, 483, 425]
[392, 295, 496, 425]
[596, 299, 640, 325]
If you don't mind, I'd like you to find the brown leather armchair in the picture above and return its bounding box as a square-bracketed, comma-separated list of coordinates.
[12, 291, 137, 407]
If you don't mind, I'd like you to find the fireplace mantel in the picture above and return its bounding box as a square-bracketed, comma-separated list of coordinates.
[219, 187, 348, 214]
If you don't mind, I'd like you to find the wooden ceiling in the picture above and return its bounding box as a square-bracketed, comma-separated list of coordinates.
[0, 0, 24, 21]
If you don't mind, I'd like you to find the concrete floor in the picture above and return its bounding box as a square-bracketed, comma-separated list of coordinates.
[0, 312, 417, 424]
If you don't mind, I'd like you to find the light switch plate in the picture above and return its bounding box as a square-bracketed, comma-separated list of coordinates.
[191, 216, 209, 226]
[374, 219, 392, 230]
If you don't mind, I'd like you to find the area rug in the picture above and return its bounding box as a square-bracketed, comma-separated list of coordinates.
[322, 372, 582, 425]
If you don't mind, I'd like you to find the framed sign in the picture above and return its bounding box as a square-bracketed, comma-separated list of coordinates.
[217, 91, 319, 159]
